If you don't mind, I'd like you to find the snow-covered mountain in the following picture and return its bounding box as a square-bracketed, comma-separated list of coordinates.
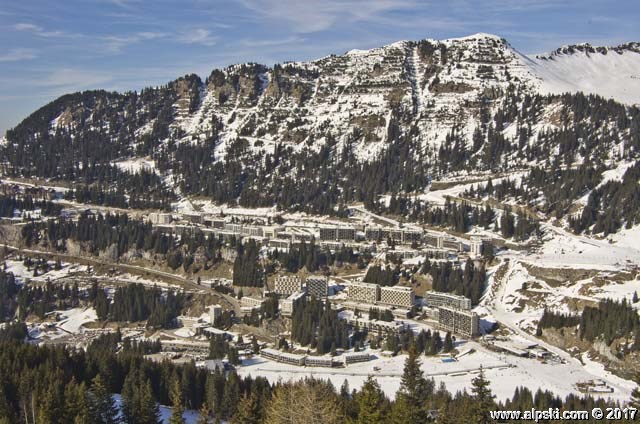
[3, 33, 640, 217]
[10, 33, 638, 163]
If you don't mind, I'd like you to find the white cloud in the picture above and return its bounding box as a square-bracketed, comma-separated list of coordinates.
[35, 69, 114, 90]
[0, 48, 37, 62]
[13, 22, 66, 37]
[237, 0, 419, 33]
[178, 28, 218, 47]
[103, 31, 168, 52]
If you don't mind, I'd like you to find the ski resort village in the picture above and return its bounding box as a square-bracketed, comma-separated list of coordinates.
[1, 172, 639, 407]
[1, 27, 640, 422]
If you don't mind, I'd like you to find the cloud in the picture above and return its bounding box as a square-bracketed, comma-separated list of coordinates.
[103, 31, 168, 52]
[13, 22, 66, 37]
[237, 0, 419, 33]
[0, 48, 37, 62]
[178, 28, 218, 47]
[34, 69, 115, 91]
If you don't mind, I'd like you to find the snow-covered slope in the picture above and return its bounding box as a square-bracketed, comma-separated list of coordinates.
[523, 43, 640, 105]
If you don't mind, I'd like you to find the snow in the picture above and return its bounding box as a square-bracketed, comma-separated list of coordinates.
[531, 224, 640, 271]
[237, 339, 635, 402]
[525, 48, 640, 105]
[113, 157, 157, 174]
[57, 307, 98, 333]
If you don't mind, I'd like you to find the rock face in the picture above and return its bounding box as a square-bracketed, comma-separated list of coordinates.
[9, 33, 640, 165]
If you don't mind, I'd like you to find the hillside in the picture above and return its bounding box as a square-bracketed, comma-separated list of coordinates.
[1, 33, 640, 228]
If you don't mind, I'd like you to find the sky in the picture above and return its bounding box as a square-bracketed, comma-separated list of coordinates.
[0, 0, 639, 136]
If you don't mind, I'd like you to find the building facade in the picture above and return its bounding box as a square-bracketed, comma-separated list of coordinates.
[347, 281, 380, 304]
[436, 306, 479, 338]
[306, 276, 329, 298]
[424, 291, 472, 310]
[274, 276, 303, 296]
[379, 286, 415, 308]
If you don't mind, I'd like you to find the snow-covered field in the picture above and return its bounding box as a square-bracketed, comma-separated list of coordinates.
[237, 339, 635, 402]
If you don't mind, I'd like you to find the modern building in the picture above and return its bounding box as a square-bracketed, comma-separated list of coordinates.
[240, 297, 265, 309]
[319, 226, 356, 241]
[436, 306, 479, 338]
[281, 291, 306, 317]
[347, 281, 380, 304]
[274, 276, 303, 296]
[209, 305, 223, 324]
[470, 235, 490, 257]
[148, 212, 173, 225]
[306, 276, 329, 298]
[347, 317, 407, 336]
[379, 286, 415, 308]
[424, 292, 472, 311]
[183, 213, 203, 224]
[304, 356, 336, 368]
[343, 351, 371, 365]
[260, 348, 306, 366]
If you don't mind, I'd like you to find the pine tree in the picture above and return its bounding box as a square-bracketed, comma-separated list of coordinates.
[443, 332, 453, 353]
[355, 376, 387, 424]
[197, 402, 211, 424]
[633, 291, 639, 303]
[169, 379, 185, 424]
[470, 367, 495, 424]
[88, 375, 118, 424]
[394, 346, 433, 423]
[231, 392, 261, 424]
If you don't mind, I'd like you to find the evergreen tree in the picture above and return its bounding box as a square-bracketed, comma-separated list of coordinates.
[231, 392, 261, 424]
[394, 346, 433, 423]
[470, 368, 495, 424]
[197, 403, 211, 424]
[169, 379, 186, 424]
[354, 376, 387, 424]
[88, 374, 118, 424]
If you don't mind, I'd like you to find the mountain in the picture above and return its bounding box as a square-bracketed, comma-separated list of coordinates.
[2, 33, 640, 223]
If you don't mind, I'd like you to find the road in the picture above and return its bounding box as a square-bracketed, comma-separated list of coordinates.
[4, 244, 242, 314]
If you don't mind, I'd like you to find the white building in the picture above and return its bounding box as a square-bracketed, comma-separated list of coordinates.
[347, 281, 380, 304]
[436, 306, 479, 338]
[281, 291, 306, 317]
[424, 292, 472, 311]
[379, 286, 415, 308]
[148, 212, 172, 225]
[209, 305, 223, 324]
[274, 276, 303, 296]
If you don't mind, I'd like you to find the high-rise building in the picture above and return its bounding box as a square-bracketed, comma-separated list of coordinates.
[209, 305, 223, 324]
[347, 281, 380, 304]
[379, 286, 415, 308]
[306, 276, 329, 298]
[274, 276, 303, 296]
[436, 306, 479, 338]
[424, 292, 472, 310]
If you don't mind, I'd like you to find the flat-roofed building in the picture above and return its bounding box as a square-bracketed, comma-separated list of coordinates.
[436, 306, 479, 338]
[343, 351, 371, 365]
[304, 356, 335, 368]
[379, 286, 415, 308]
[347, 317, 406, 336]
[306, 276, 329, 298]
[183, 213, 203, 224]
[274, 276, 303, 297]
[260, 348, 306, 366]
[424, 292, 472, 310]
[241, 297, 265, 309]
[209, 305, 223, 324]
[281, 291, 306, 317]
[347, 281, 380, 304]
[319, 227, 338, 241]
[148, 212, 173, 225]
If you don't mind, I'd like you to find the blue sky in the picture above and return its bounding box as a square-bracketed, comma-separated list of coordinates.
[1, 0, 638, 136]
